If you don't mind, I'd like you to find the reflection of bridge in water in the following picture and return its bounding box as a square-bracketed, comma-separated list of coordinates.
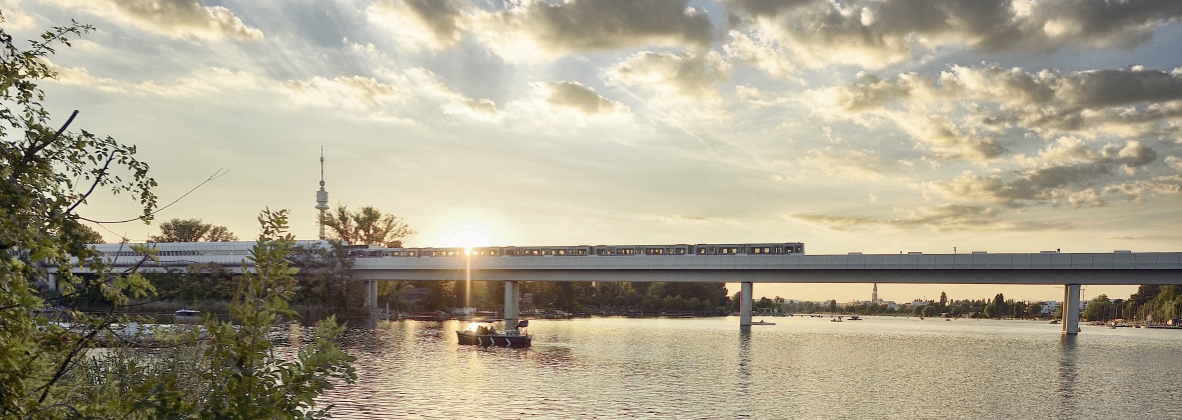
[52, 241, 1182, 335]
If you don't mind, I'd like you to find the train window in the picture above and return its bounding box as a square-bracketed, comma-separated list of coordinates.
[697, 248, 706, 254]
[577, 249, 586, 255]
[597, 249, 610, 255]
[646, 248, 662, 255]
[775, 247, 782, 253]
[675, 248, 685, 254]
[618, 249, 634, 255]
[490, 251, 498, 256]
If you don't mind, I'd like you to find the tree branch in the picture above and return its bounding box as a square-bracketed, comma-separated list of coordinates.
[65, 150, 118, 215]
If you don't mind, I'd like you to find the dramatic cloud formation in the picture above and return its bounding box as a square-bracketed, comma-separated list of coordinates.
[925, 138, 1173, 208]
[604, 50, 732, 102]
[370, 0, 715, 58]
[814, 65, 1182, 162]
[725, 0, 1182, 69]
[47, 0, 263, 40]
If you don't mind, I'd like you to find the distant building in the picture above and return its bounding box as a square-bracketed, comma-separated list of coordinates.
[1041, 301, 1060, 314]
[912, 299, 926, 307]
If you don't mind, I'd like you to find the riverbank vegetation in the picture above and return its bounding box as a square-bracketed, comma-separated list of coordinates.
[0, 14, 353, 417]
[1083, 285, 1182, 324]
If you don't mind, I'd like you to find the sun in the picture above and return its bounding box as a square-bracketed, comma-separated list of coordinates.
[444, 229, 492, 250]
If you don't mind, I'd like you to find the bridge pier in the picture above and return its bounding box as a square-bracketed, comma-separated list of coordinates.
[504, 281, 520, 332]
[1062, 284, 1080, 335]
[364, 280, 378, 309]
[739, 282, 753, 327]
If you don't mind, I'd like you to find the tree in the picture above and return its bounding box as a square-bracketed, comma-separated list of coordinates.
[149, 217, 238, 242]
[939, 291, 947, 308]
[1027, 302, 1044, 318]
[0, 15, 353, 417]
[198, 208, 355, 417]
[1082, 294, 1113, 322]
[322, 204, 415, 247]
[0, 16, 157, 416]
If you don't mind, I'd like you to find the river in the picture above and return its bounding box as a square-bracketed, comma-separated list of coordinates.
[315, 316, 1182, 419]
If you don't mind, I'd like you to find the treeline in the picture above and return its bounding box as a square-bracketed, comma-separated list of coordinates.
[59, 242, 370, 316]
[753, 292, 1052, 319]
[1082, 285, 1182, 323]
[383, 280, 733, 315]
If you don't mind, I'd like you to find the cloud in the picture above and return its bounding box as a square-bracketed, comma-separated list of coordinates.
[1167, 156, 1182, 172]
[368, 0, 464, 50]
[442, 98, 502, 122]
[925, 166, 1113, 207]
[723, 30, 795, 78]
[725, 0, 1182, 69]
[792, 204, 1074, 232]
[541, 81, 627, 116]
[369, 0, 716, 59]
[604, 50, 732, 102]
[813, 65, 1182, 161]
[47, 0, 263, 41]
[283, 75, 399, 111]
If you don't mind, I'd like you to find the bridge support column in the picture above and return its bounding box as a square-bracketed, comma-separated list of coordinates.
[504, 281, 520, 332]
[1062, 284, 1080, 335]
[740, 282, 753, 327]
[364, 280, 378, 310]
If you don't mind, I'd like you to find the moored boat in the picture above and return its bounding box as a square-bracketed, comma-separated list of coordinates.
[457, 319, 532, 348]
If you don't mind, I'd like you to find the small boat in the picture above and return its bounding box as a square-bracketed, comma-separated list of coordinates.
[846, 315, 862, 321]
[174, 308, 201, 324]
[457, 319, 532, 348]
[750, 320, 775, 325]
[1048, 320, 1060, 324]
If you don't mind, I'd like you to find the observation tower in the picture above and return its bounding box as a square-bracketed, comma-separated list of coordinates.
[316, 147, 329, 239]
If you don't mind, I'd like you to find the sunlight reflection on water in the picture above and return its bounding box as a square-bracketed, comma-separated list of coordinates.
[315, 317, 1182, 419]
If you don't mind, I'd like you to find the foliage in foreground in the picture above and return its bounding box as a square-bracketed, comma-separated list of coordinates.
[0, 12, 354, 418]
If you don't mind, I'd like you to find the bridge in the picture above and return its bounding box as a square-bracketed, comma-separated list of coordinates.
[48, 241, 1182, 335]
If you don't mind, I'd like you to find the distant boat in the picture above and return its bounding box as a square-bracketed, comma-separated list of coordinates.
[1049, 320, 1060, 324]
[750, 320, 776, 326]
[457, 319, 532, 348]
[846, 315, 862, 321]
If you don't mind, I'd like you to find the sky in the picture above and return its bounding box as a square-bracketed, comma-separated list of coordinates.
[5, 0, 1182, 303]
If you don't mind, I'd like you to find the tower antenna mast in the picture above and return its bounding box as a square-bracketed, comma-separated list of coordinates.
[316, 147, 329, 240]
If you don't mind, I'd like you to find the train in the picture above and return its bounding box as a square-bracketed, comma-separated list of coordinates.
[350, 242, 805, 258]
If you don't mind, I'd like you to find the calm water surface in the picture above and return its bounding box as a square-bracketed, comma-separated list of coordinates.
[316, 316, 1182, 419]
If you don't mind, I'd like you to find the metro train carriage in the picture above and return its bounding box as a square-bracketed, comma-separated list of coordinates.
[351, 242, 803, 258]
